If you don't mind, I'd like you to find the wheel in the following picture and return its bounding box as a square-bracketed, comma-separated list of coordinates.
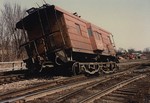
[72, 62, 80, 75]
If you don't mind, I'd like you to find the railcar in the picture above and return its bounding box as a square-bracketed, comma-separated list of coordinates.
[16, 4, 118, 75]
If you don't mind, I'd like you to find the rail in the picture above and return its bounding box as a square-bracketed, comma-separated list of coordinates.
[79, 74, 146, 103]
[0, 68, 134, 103]
[0, 74, 25, 85]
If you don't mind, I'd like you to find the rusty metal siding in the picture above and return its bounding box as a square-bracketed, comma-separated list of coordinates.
[63, 14, 93, 53]
[90, 24, 116, 55]
[55, 6, 115, 55]
[89, 24, 104, 52]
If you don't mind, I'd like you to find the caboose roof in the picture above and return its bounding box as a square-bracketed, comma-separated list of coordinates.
[16, 4, 111, 34]
[55, 6, 111, 34]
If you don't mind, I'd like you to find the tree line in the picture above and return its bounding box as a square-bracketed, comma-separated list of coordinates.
[0, 3, 26, 62]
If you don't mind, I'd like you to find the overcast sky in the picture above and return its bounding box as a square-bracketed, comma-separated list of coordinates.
[0, 0, 150, 51]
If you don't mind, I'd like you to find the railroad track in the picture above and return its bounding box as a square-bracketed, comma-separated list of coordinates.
[51, 65, 149, 103]
[0, 70, 28, 85]
[0, 75, 86, 102]
[94, 74, 150, 103]
[93, 67, 150, 103]
[59, 66, 149, 103]
[0, 60, 149, 103]
[0, 65, 139, 103]
[0, 60, 146, 85]
[0, 74, 25, 85]
[0, 69, 27, 76]
[47, 74, 146, 103]
[78, 74, 146, 103]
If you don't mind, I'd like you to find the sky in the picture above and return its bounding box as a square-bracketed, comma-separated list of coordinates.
[0, 0, 150, 51]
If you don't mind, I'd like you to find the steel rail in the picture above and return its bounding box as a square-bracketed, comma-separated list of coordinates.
[0, 61, 145, 102]
[0, 75, 84, 101]
[78, 74, 146, 103]
[0, 68, 132, 103]
[51, 72, 125, 103]
[118, 59, 150, 66]
[51, 66, 142, 103]
[0, 74, 25, 84]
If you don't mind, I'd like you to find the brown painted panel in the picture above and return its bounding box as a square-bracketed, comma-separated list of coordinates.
[89, 36, 97, 50]
[59, 8, 115, 55]
[89, 25, 104, 51]
[65, 22, 88, 37]
[65, 20, 76, 28]
[72, 48, 93, 54]
[89, 23, 116, 55]
[71, 40, 92, 51]
[69, 33, 90, 44]
[67, 26, 80, 35]
[63, 14, 93, 53]
[67, 26, 88, 38]
[64, 15, 86, 26]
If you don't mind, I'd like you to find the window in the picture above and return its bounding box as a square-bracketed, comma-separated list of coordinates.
[87, 28, 93, 36]
[108, 36, 112, 44]
[95, 32, 101, 40]
[75, 23, 82, 35]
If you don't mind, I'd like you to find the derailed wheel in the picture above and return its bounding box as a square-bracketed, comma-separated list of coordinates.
[101, 63, 118, 74]
[81, 63, 101, 76]
[72, 62, 80, 75]
[101, 64, 111, 74]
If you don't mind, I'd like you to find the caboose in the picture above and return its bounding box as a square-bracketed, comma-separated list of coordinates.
[16, 4, 118, 75]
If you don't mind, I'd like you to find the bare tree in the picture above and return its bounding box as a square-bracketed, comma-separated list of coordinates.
[0, 3, 26, 61]
[0, 17, 4, 62]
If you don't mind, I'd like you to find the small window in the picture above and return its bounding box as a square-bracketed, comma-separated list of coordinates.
[95, 32, 101, 40]
[98, 33, 102, 40]
[87, 28, 93, 36]
[75, 23, 82, 35]
[108, 36, 112, 44]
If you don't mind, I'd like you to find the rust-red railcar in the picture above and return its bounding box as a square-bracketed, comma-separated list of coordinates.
[16, 4, 118, 75]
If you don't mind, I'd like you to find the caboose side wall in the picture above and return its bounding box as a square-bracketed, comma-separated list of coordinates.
[89, 24, 105, 52]
[62, 13, 93, 54]
[54, 5, 116, 56]
[90, 24, 115, 56]
[101, 34, 116, 56]
[86, 23, 99, 52]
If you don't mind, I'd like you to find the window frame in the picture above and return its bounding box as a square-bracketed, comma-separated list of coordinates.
[75, 23, 82, 35]
[87, 28, 93, 36]
[94, 31, 101, 40]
